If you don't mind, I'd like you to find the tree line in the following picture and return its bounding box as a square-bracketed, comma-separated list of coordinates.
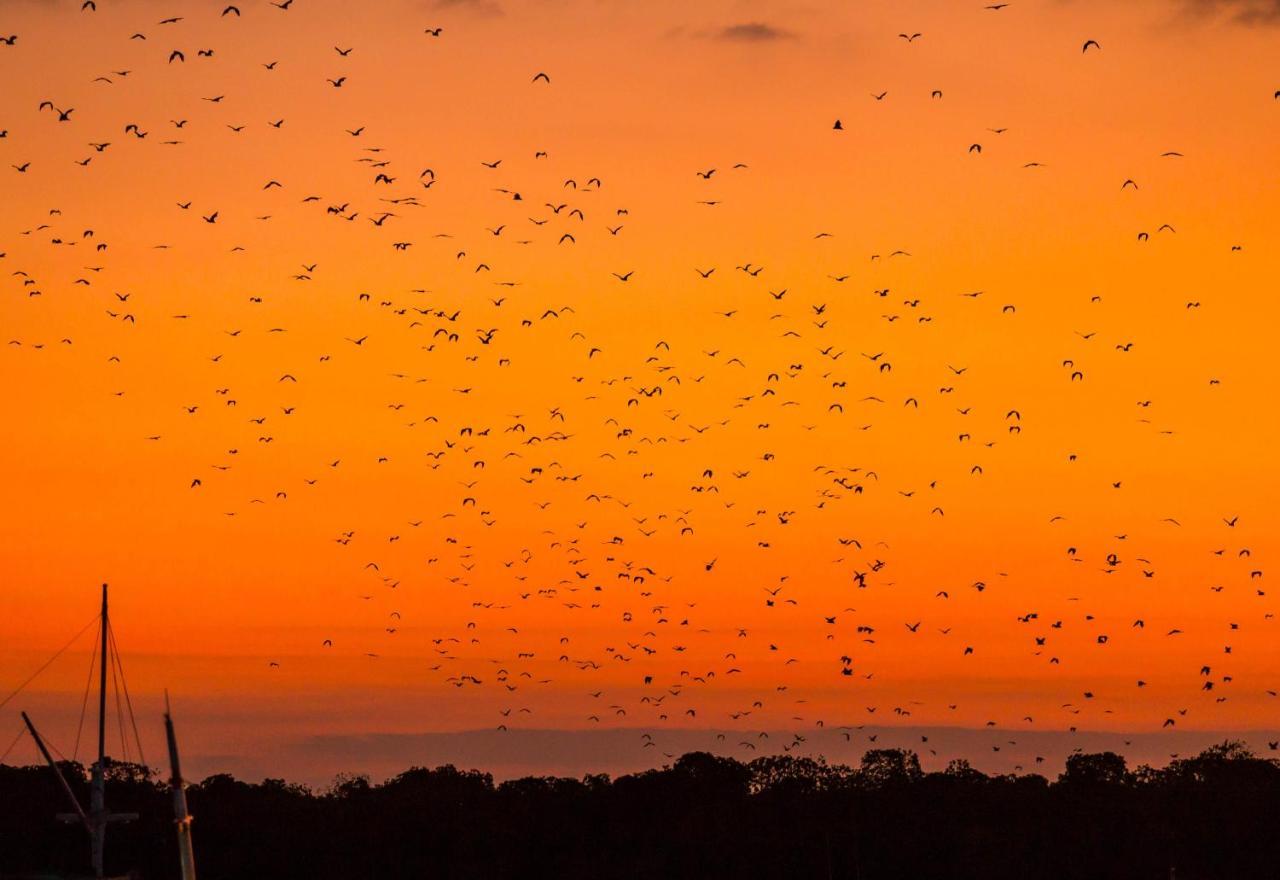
[0, 740, 1275, 879]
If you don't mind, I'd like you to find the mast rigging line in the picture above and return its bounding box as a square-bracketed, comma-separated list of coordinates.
[108, 620, 147, 768]
[36, 724, 72, 764]
[73, 624, 100, 762]
[108, 637, 130, 764]
[0, 613, 100, 715]
[0, 721, 27, 764]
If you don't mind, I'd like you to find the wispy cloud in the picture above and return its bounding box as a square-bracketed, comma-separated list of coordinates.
[716, 21, 795, 42]
[1179, 0, 1280, 24]
[432, 0, 504, 18]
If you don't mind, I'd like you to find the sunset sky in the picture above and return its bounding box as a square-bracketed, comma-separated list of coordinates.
[1, 0, 1278, 783]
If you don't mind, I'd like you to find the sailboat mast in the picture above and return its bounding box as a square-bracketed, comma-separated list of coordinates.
[28, 583, 136, 880]
[91, 582, 109, 879]
[98, 583, 108, 773]
[165, 694, 198, 880]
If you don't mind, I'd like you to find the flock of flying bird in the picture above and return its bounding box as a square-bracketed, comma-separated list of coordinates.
[2, 0, 1278, 774]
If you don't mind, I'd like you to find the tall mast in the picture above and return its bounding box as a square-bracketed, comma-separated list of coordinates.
[98, 583, 108, 779]
[32, 583, 136, 879]
[81, 583, 136, 879]
[165, 692, 198, 880]
[89, 582, 109, 878]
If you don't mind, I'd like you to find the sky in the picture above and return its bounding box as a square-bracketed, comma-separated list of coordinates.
[1, 0, 1278, 785]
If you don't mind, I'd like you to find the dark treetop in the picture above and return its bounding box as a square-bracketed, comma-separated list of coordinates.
[1, 740, 1276, 880]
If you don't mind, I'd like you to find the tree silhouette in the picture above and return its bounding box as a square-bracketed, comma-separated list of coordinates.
[1, 741, 1276, 879]
[1060, 750, 1129, 786]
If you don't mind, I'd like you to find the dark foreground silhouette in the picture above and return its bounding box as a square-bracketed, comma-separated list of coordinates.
[1, 741, 1276, 879]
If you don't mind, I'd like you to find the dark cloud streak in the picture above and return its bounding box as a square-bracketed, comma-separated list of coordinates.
[716, 21, 794, 42]
[1180, 0, 1280, 24]
[432, 0, 504, 18]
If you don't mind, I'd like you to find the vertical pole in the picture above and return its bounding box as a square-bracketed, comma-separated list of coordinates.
[98, 583, 108, 772]
[166, 693, 198, 880]
[92, 582, 109, 879]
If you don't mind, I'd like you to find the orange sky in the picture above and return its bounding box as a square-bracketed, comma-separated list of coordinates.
[2, 0, 1279, 781]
